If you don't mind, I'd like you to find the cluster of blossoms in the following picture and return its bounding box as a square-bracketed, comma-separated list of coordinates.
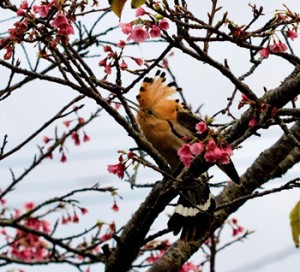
[0, 202, 52, 261]
[99, 6, 169, 75]
[43, 109, 90, 162]
[259, 12, 298, 58]
[61, 206, 88, 225]
[107, 151, 137, 179]
[1, 0, 75, 60]
[238, 94, 279, 128]
[119, 7, 170, 43]
[259, 40, 289, 59]
[177, 121, 234, 169]
[98, 45, 143, 75]
[17, 0, 75, 36]
[229, 218, 245, 237]
[98, 222, 116, 242]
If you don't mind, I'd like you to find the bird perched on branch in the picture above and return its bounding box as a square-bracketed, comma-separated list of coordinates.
[136, 71, 239, 241]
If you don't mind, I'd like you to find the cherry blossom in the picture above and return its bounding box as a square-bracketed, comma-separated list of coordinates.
[127, 26, 150, 43]
[150, 25, 161, 38]
[195, 121, 208, 134]
[159, 18, 170, 30]
[71, 131, 80, 145]
[33, 4, 50, 18]
[131, 57, 144, 66]
[119, 22, 133, 35]
[120, 59, 128, 70]
[190, 142, 205, 156]
[51, 13, 74, 36]
[259, 47, 270, 59]
[271, 41, 287, 53]
[177, 143, 193, 168]
[286, 30, 298, 40]
[60, 152, 67, 163]
[83, 133, 90, 142]
[111, 201, 119, 212]
[135, 7, 146, 17]
[107, 162, 126, 179]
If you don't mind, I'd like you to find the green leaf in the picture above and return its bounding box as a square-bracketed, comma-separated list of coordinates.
[131, 0, 146, 9]
[289, 200, 300, 247]
[108, 0, 128, 18]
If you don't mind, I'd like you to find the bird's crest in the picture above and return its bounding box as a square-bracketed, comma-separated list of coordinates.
[136, 71, 180, 120]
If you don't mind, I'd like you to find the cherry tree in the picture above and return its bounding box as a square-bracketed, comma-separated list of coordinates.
[0, 1, 299, 272]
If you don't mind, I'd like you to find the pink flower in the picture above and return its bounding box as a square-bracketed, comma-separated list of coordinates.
[259, 47, 270, 59]
[17, 9, 26, 16]
[81, 207, 88, 215]
[99, 58, 107, 67]
[159, 18, 169, 30]
[33, 4, 50, 18]
[131, 57, 143, 66]
[150, 25, 161, 38]
[83, 134, 90, 142]
[117, 40, 126, 48]
[51, 13, 74, 36]
[43, 136, 51, 144]
[180, 156, 193, 168]
[51, 12, 68, 27]
[178, 143, 194, 168]
[100, 232, 114, 242]
[179, 262, 199, 272]
[120, 59, 128, 70]
[127, 25, 150, 43]
[24, 201, 35, 210]
[119, 22, 133, 35]
[218, 148, 230, 164]
[58, 23, 75, 36]
[111, 202, 119, 212]
[204, 147, 222, 163]
[276, 13, 286, 22]
[107, 162, 125, 179]
[248, 117, 257, 127]
[195, 121, 208, 134]
[105, 63, 112, 74]
[271, 41, 287, 53]
[178, 143, 192, 157]
[71, 131, 80, 145]
[4, 49, 13, 60]
[135, 7, 146, 17]
[103, 45, 112, 52]
[190, 142, 205, 156]
[20, 0, 28, 9]
[17, 0, 29, 16]
[63, 120, 71, 127]
[42, 220, 51, 233]
[60, 152, 67, 163]
[286, 30, 298, 41]
[206, 139, 217, 150]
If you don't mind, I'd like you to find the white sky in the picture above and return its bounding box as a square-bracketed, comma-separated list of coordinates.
[0, 1, 300, 272]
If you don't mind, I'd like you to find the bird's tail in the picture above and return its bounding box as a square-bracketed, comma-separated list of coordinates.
[167, 174, 216, 241]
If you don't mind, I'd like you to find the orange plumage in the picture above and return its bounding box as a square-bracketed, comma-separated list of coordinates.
[136, 73, 192, 168]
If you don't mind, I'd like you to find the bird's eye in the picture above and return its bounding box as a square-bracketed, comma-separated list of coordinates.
[147, 109, 152, 114]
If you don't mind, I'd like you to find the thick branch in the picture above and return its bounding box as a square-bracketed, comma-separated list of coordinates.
[148, 121, 300, 271]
